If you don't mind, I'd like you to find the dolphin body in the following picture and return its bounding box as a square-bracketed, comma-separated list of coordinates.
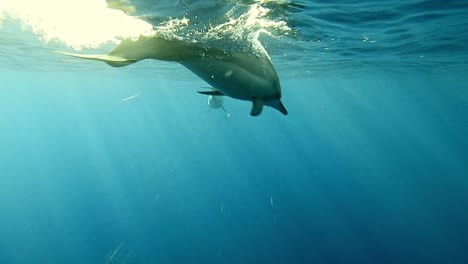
[56, 36, 287, 116]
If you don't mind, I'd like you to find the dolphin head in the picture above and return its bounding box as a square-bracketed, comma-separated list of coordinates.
[184, 49, 287, 116]
[265, 99, 288, 115]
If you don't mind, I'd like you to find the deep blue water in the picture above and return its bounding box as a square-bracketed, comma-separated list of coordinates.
[1, 1, 468, 264]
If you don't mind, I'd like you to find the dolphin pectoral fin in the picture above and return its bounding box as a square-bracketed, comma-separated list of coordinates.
[197, 91, 224, 96]
[250, 99, 264, 116]
[54, 51, 137, 67]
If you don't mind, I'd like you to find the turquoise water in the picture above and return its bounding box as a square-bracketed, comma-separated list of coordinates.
[1, 1, 468, 263]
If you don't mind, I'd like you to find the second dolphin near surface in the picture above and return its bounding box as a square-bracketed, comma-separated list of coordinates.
[56, 35, 288, 116]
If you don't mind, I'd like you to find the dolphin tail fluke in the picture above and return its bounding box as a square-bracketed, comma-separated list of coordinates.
[54, 51, 137, 67]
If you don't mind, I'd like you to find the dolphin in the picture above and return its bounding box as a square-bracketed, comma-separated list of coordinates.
[55, 35, 288, 116]
[208, 94, 226, 112]
[197, 88, 227, 113]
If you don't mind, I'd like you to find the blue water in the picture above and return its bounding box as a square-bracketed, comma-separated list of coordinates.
[1, 1, 468, 263]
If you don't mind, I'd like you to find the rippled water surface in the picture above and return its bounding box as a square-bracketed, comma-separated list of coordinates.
[1, 0, 467, 75]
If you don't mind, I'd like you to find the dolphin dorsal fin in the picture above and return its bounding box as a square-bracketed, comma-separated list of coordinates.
[250, 99, 263, 116]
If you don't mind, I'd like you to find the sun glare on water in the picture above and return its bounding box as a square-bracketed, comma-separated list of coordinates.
[0, 0, 154, 49]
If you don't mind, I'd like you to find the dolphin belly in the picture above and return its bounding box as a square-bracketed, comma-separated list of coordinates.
[180, 58, 280, 101]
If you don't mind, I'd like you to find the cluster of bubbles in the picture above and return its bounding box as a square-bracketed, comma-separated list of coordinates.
[0, 0, 292, 51]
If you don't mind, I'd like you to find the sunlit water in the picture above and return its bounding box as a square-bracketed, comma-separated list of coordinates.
[1, 1, 468, 263]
